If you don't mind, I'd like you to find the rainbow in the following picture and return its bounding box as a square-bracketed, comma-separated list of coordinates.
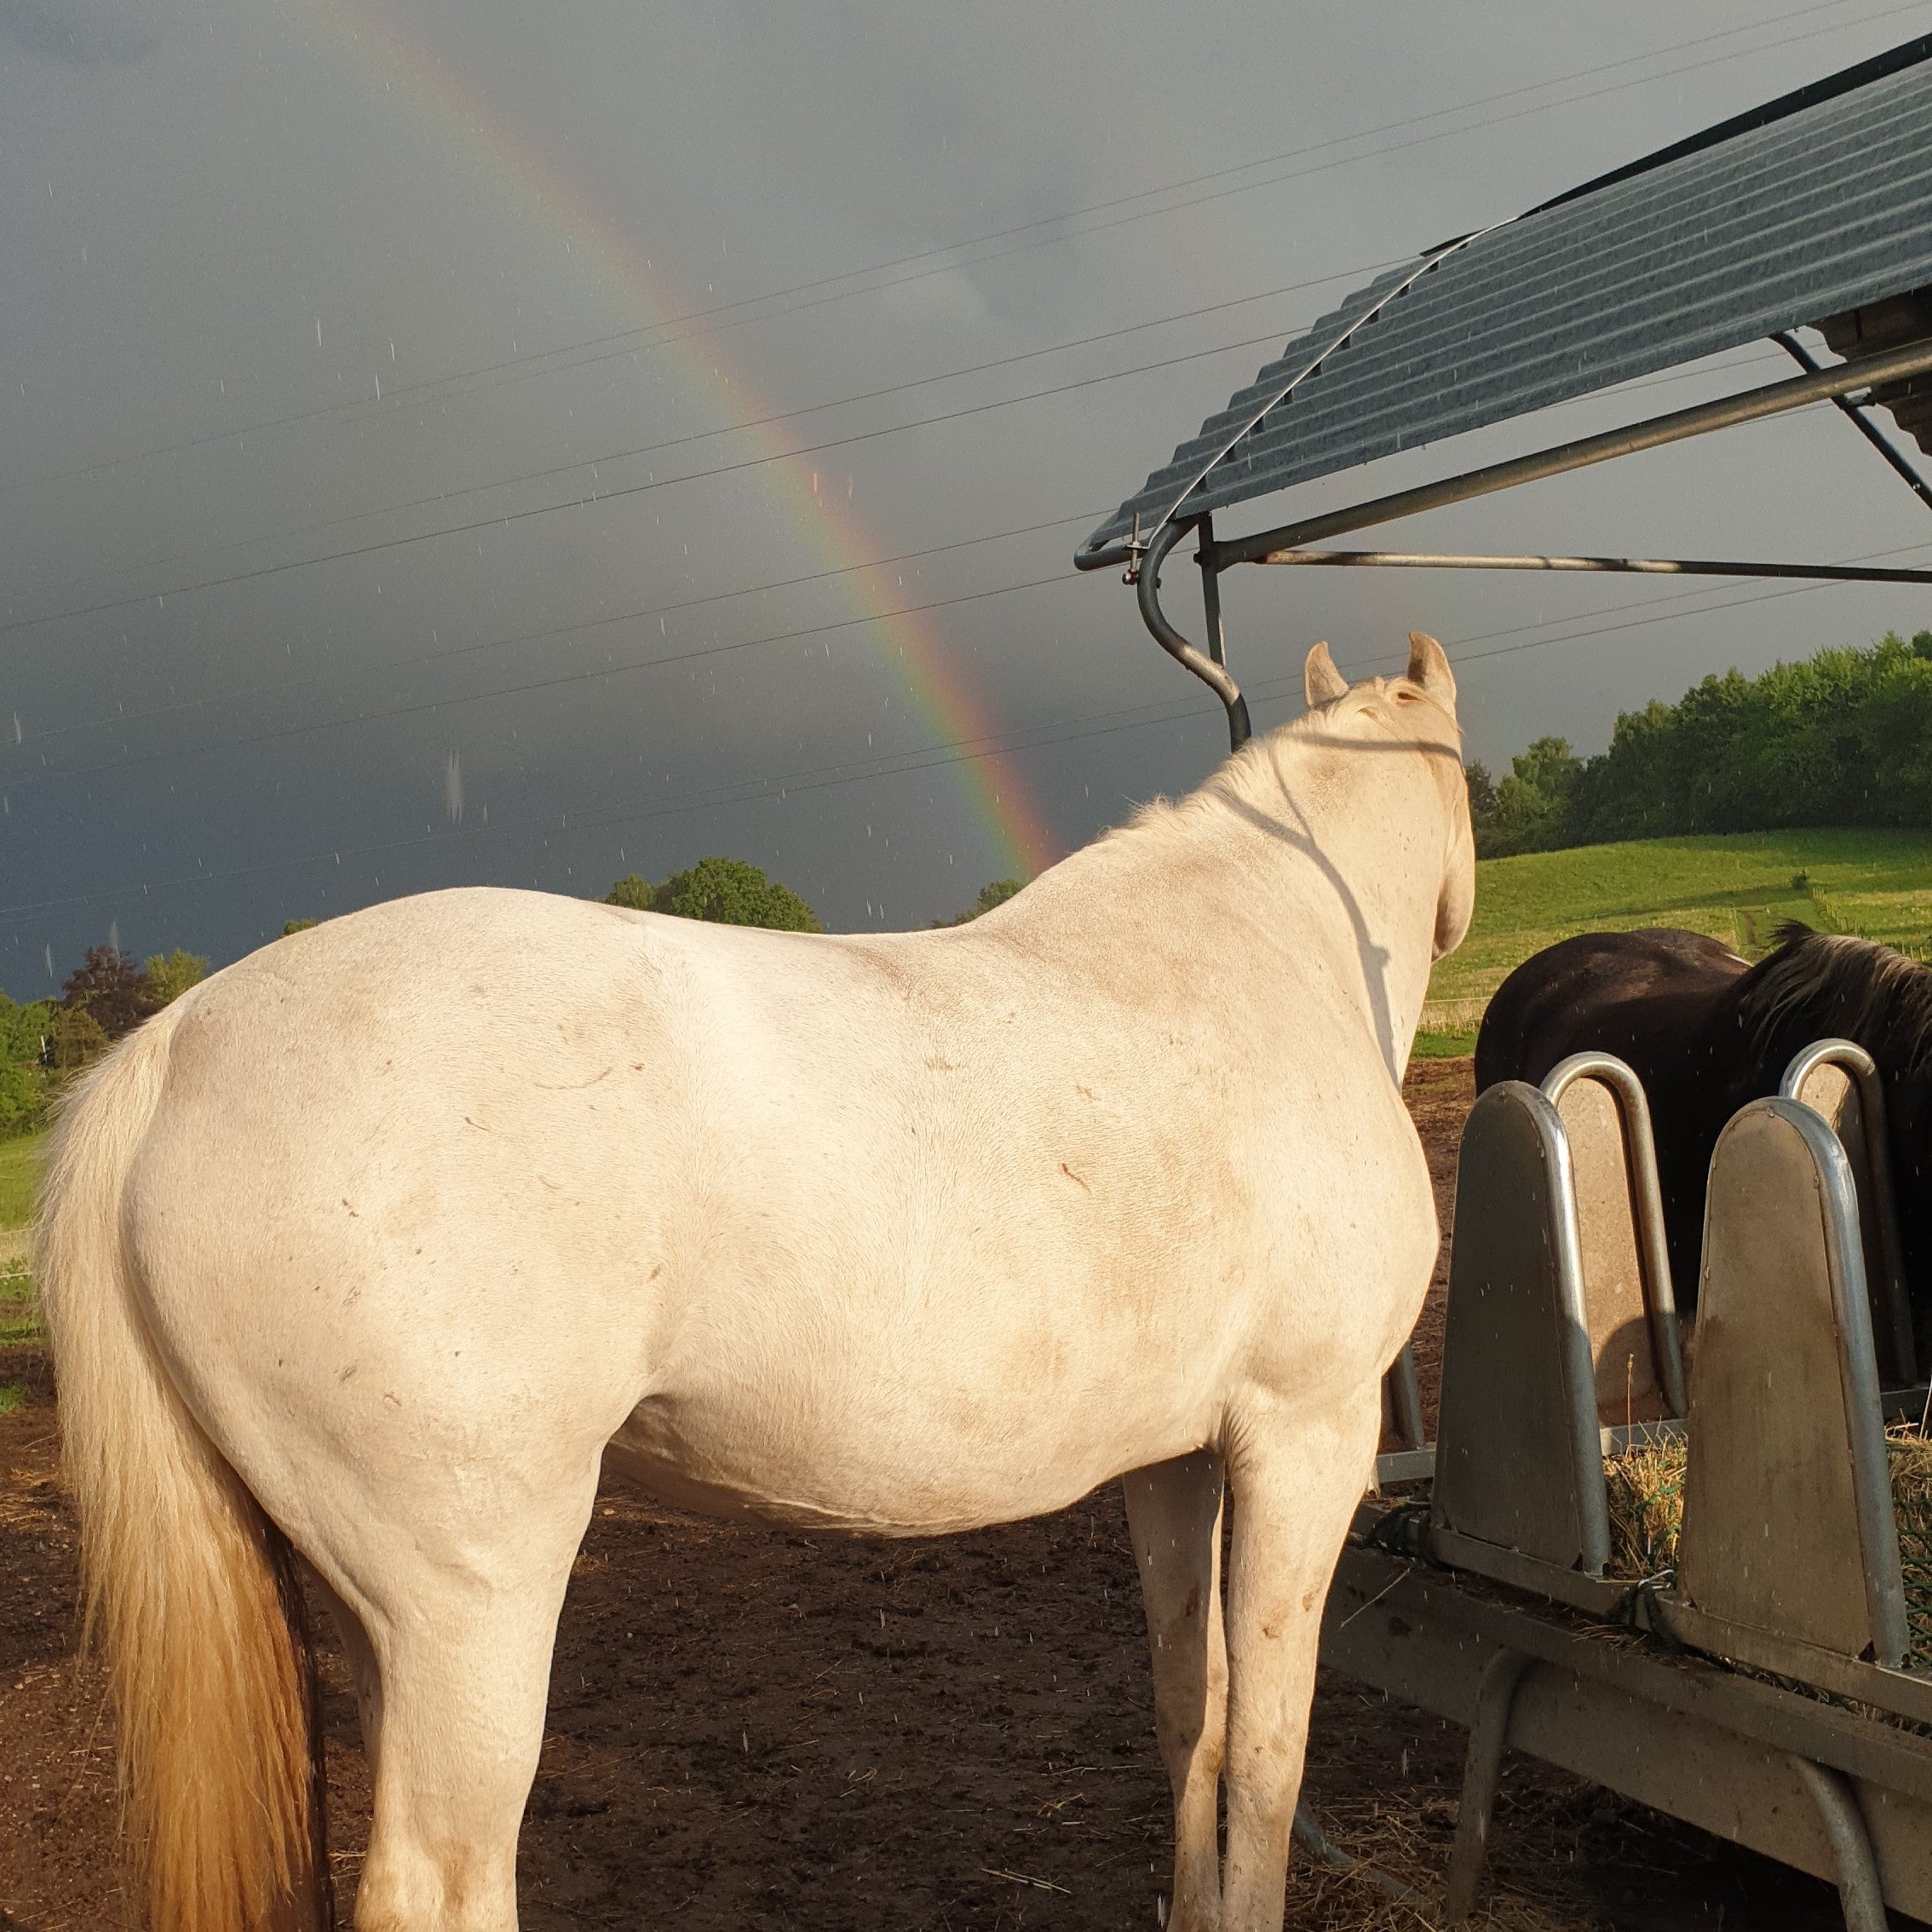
[305, 1, 1055, 884]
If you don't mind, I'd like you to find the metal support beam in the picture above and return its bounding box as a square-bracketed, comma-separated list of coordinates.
[1213, 336, 1932, 566]
[1774, 330, 1932, 516]
[1257, 548, 1932, 585]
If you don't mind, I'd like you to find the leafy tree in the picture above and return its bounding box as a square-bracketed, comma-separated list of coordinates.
[1481, 631, 1932, 856]
[60, 946, 153, 1041]
[282, 917, 319, 936]
[0, 1061, 46, 1136]
[0, 994, 55, 1137]
[602, 859, 820, 931]
[0, 996, 54, 1066]
[48, 1004, 111, 1072]
[1470, 738, 1582, 857]
[934, 878, 1025, 926]
[1464, 762, 1500, 843]
[144, 950, 210, 1008]
[653, 857, 821, 932]
[604, 874, 654, 912]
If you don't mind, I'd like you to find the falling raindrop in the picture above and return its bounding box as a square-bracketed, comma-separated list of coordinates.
[315, 319, 322, 346]
[44, 945, 53, 980]
[108, 919, 119, 953]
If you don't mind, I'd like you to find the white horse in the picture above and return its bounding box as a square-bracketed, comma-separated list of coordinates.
[39, 634, 1472, 1932]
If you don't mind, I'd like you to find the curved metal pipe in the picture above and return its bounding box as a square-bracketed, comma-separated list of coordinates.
[1444, 1649, 1535, 1923]
[1291, 1801, 1428, 1906]
[1790, 1755, 1889, 1932]
[1540, 1051, 1686, 1417]
[1780, 1038, 1915, 1382]
[1136, 520, 1251, 750]
[1754, 1098, 1912, 1666]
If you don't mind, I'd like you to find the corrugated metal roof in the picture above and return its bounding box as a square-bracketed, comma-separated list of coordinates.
[1080, 37, 1932, 561]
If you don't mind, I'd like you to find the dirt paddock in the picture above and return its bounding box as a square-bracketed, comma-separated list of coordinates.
[0, 1060, 1876, 1929]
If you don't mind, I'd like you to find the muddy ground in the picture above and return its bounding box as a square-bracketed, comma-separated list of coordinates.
[0, 1060, 1877, 1929]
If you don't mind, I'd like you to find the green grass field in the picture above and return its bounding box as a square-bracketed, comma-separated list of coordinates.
[1414, 827, 1932, 1057]
[0, 1130, 43, 1232]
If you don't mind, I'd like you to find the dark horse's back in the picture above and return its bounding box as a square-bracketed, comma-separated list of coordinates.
[1475, 923, 1932, 1340]
[1475, 929, 1754, 1297]
[1475, 927, 1750, 1090]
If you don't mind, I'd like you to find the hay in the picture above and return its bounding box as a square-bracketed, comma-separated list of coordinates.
[1604, 1429, 1932, 1659]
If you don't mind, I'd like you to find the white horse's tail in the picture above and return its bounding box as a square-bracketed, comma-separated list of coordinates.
[37, 1010, 329, 1932]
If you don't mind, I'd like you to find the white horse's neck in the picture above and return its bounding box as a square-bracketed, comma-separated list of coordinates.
[1006, 697, 1456, 1079]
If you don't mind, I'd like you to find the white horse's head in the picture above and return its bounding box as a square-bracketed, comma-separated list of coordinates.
[1303, 630, 1474, 962]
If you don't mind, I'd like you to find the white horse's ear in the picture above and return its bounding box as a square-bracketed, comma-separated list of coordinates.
[1304, 641, 1348, 709]
[1406, 632, 1458, 711]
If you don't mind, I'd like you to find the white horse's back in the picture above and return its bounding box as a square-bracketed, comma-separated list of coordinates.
[42, 635, 1474, 1932]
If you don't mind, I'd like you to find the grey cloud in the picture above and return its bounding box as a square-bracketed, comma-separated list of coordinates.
[0, 0, 156, 64]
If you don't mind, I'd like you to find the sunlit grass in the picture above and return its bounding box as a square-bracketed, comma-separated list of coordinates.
[0, 1130, 45, 1232]
[0, 1269, 42, 1350]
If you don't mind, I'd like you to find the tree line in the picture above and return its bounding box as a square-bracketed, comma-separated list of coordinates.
[1469, 630, 1932, 858]
[0, 860, 1026, 1137]
[0, 946, 210, 1136]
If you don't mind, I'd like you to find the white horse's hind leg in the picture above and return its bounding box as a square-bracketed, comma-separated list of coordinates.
[1219, 1396, 1381, 1930]
[1124, 1451, 1228, 1932]
[308, 1566, 386, 1774]
[350, 1561, 579, 1932]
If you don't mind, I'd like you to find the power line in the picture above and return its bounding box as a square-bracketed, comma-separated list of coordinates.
[25, 511, 1109, 747]
[3, 0, 1907, 499]
[3, 332, 1806, 771]
[0, 341, 1823, 769]
[25, 269, 1378, 612]
[0, 570, 1083, 795]
[0, 321, 1298, 644]
[0, 313, 1806, 656]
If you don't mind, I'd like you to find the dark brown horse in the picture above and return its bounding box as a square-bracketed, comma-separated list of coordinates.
[1476, 923, 1932, 1346]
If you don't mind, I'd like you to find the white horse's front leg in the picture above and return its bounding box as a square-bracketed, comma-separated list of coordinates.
[1124, 1451, 1228, 1932]
[1220, 1394, 1381, 1929]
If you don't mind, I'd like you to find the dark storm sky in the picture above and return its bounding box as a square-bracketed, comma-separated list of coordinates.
[3, 0, 1930, 996]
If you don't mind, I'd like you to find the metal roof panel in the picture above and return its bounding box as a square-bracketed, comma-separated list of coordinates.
[1080, 42, 1932, 558]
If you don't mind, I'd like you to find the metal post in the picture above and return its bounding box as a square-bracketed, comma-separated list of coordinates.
[1443, 1649, 1534, 1923]
[1385, 1343, 1426, 1450]
[1197, 514, 1226, 667]
[1791, 1757, 1889, 1932]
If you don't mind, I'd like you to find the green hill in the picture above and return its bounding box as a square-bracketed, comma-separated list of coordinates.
[1416, 827, 1932, 1058]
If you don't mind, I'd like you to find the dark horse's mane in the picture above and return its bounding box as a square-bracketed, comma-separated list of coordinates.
[1738, 921, 1932, 1072]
